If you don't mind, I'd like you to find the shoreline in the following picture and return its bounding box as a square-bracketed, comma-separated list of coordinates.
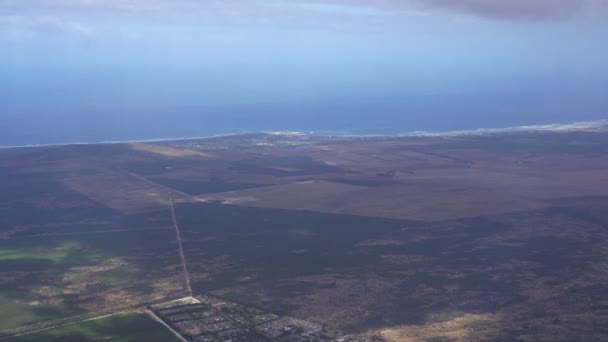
[1, 119, 606, 150]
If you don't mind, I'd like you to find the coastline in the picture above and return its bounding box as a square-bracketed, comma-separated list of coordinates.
[1, 119, 607, 150]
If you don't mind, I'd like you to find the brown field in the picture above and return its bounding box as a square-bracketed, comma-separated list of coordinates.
[130, 142, 214, 158]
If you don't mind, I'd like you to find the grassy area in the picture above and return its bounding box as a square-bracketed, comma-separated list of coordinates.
[0, 224, 183, 331]
[5, 313, 179, 342]
[0, 239, 142, 331]
[0, 294, 85, 332]
[0, 240, 96, 330]
[0, 242, 89, 263]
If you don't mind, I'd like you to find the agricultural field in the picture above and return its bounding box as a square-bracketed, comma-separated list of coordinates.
[5, 313, 179, 342]
[2, 130, 608, 340]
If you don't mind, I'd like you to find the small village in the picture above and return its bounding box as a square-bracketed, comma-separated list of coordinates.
[148, 295, 355, 342]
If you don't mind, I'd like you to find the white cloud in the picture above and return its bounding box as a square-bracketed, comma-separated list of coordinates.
[0, 0, 606, 31]
[0, 15, 93, 38]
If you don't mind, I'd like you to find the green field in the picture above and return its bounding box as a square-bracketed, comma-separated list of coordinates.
[5, 313, 179, 342]
[0, 241, 99, 264]
[0, 294, 87, 334]
[0, 231, 182, 331]
[0, 240, 98, 330]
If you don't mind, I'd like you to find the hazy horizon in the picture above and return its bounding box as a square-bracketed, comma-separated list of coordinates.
[2, 0, 607, 145]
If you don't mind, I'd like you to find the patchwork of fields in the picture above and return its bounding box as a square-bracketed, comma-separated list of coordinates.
[2, 131, 608, 341]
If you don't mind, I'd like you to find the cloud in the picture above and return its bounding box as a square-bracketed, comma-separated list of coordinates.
[31, 16, 92, 35]
[302, 0, 608, 20]
[1, 0, 403, 32]
[0, 0, 606, 25]
[0, 15, 93, 39]
[407, 0, 608, 20]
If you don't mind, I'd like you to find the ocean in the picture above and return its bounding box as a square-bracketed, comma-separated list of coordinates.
[2, 102, 607, 147]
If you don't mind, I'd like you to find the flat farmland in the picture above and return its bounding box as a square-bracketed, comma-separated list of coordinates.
[1, 130, 608, 341]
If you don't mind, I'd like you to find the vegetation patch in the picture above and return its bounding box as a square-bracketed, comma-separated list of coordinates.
[6, 313, 179, 342]
[0, 242, 86, 264]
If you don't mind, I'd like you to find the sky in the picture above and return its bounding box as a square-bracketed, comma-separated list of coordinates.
[1, 0, 607, 144]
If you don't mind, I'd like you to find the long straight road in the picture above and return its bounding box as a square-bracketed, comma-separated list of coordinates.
[169, 193, 193, 298]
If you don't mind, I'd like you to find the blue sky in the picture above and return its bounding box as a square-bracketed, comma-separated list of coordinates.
[1, 1, 607, 143]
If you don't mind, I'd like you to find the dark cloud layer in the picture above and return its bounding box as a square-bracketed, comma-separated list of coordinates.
[305, 0, 608, 20]
[411, 0, 608, 19]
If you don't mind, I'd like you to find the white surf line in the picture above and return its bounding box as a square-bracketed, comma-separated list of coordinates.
[169, 193, 193, 298]
[404, 119, 608, 137]
[0, 132, 252, 149]
[3, 119, 606, 150]
[0, 310, 128, 340]
[145, 308, 189, 342]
